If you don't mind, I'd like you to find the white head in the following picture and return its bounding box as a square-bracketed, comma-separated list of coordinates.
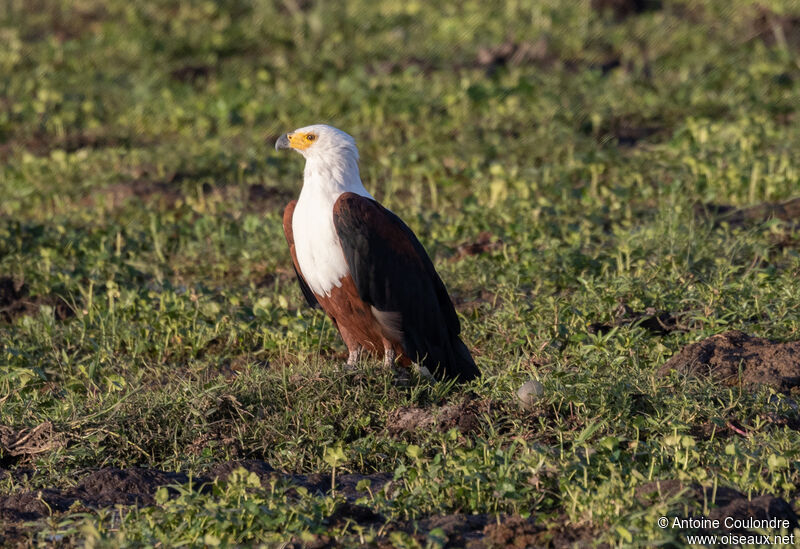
[275, 124, 359, 161]
[275, 124, 367, 195]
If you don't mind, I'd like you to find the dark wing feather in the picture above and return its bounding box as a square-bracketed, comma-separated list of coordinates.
[283, 200, 319, 308]
[333, 192, 479, 381]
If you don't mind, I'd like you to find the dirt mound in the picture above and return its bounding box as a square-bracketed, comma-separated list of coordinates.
[74, 467, 191, 507]
[291, 472, 392, 502]
[1, 467, 192, 529]
[206, 459, 276, 484]
[416, 514, 491, 548]
[382, 514, 601, 549]
[476, 40, 552, 71]
[708, 489, 798, 533]
[482, 515, 541, 548]
[0, 489, 76, 523]
[373, 514, 492, 549]
[658, 331, 800, 391]
[327, 501, 384, 527]
[387, 406, 436, 433]
[387, 398, 491, 435]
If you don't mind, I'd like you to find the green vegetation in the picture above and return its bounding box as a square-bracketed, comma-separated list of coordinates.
[1, 0, 799, 546]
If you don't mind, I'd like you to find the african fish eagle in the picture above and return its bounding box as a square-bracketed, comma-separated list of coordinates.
[275, 124, 479, 382]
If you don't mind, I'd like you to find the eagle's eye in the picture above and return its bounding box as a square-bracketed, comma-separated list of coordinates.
[306, 134, 316, 142]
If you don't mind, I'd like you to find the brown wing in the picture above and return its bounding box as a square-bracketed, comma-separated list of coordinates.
[283, 201, 319, 308]
[332, 193, 479, 381]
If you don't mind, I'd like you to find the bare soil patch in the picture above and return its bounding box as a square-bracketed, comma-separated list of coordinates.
[170, 63, 215, 84]
[386, 398, 495, 436]
[206, 459, 276, 484]
[206, 459, 392, 502]
[452, 289, 501, 315]
[0, 277, 74, 323]
[292, 472, 393, 501]
[694, 198, 800, 228]
[0, 461, 395, 543]
[658, 330, 800, 392]
[0, 489, 76, 523]
[751, 6, 800, 52]
[387, 406, 435, 433]
[481, 514, 541, 548]
[74, 467, 191, 507]
[694, 198, 800, 254]
[710, 490, 798, 534]
[372, 38, 625, 79]
[589, 303, 685, 335]
[15, 1, 108, 43]
[591, 0, 661, 20]
[376, 513, 601, 549]
[0, 467, 191, 525]
[327, 501, 384, 527]
[87, 178, 292, 212]
[0, 130, 151, 160]
[450, 231, 504, 262]
[476, 40, 554, 75]
[634, 478, 688, 503]
[588, 114, 665, 146]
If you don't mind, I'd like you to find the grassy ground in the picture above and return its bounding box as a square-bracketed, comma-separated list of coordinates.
[2, 0, 800, 546]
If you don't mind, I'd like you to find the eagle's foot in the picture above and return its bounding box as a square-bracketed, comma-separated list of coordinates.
[385, 350, 413, 385]
[392, 366, 412, 387]
[414, 365, 434, 381]
[341, 348, 362, 372]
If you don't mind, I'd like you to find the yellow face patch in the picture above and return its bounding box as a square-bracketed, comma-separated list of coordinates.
[287, 132, 318, 151]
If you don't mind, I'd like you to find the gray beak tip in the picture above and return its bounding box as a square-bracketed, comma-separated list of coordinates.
[275, 133, 290, 151]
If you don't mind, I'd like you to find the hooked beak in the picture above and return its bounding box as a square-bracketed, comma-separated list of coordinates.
[275, 133, 291, 151]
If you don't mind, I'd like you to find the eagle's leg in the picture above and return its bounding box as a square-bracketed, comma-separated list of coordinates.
[383, 347, 396, 369]
[384, 346, 411, 385]
[337, 324, 362, 369]
[346, 347, 362, 367]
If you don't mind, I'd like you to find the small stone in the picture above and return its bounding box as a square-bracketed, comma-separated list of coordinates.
[517, 380, 544, 409]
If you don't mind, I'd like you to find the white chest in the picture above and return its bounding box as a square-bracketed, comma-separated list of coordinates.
[292, 189, 350, 296]
[291, 154, 373, 296]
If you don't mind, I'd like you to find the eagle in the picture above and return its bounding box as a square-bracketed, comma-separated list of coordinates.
[275, 124, 479, 382]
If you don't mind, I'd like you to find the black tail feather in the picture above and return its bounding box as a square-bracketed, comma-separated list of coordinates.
[446, 336, 480, 382]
